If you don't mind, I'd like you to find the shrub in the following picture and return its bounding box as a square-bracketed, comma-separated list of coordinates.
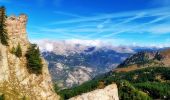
[97, 80, 105, 89]
[0, 94, 5, 100]
[11, 46, 16, 54]
[54, 84, 61, 93]
[25, 44, 43, 74]
[15, 43, 22, 57]
[11, 44, 22, 58]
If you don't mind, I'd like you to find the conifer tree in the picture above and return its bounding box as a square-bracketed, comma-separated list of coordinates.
[0, 6, 8, 46]
[26, 44, 43, 74]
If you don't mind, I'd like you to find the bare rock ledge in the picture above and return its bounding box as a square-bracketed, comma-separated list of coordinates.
[69, 84, 119, 100]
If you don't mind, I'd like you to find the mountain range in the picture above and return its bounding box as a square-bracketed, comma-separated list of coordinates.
[36, 40, 166, 88]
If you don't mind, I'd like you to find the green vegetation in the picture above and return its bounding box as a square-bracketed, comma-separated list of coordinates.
[25, 44, 43, 74]
[11, 44, 22, 57]
[0, 94, 5, 100]
[58, 67, 170, 100]
[0, 6, 8, 46]
[15, 43, 22, 57]
[54, 84, 61, 94]
[118, 80, 151, 100]
[154, 52, 163, 61]
[134, 82, 170, 99]
[58, 80, 99, 99]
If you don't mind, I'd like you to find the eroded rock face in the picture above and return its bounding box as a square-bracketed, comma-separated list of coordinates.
[0, 14, 59, 100]
[69, 84, 119, 100]
[65, 66, 93, 88]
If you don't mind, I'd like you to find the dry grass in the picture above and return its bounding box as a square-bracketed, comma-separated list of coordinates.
[113, 65, 142, 72]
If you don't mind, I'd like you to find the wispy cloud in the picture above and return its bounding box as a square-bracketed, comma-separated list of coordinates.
[144, 24, 170, 34]
[50, 7, 170, 25]
[30, 7, 170, 46]
[54, 11, 85, 18]
[99, 14, 170, 39]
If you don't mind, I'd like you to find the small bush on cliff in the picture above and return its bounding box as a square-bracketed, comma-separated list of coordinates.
[11, 44, 22, 58]
[11, 46, 16, 54]
[0, 6, 8, 46]
[15, 43, 22, 57]
[26, 44, 43, 74]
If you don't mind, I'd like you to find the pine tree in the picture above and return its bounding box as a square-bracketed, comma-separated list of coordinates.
[15, 43, 22, 57]
[0, 6, 8, 46]
[26, 44, 43, 74]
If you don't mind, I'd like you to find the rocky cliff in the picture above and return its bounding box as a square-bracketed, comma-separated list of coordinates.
[0, 12, 59, 99]
[69, 84, 119, 100]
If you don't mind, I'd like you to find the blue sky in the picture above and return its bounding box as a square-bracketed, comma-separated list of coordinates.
[1, 0, 170, 46]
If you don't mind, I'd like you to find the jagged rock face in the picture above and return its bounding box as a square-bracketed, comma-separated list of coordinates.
[0, 14, 59, 100]
[69, 84, 119, 100]
[6, 14, 29, 53]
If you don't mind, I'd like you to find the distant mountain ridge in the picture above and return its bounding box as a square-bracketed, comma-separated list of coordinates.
[38, 40, 166, 88]
[117, 48, 170, 69]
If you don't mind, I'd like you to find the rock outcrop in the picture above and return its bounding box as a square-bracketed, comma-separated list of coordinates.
[0, 13, 59, 99]
[69, 84, 119, 100]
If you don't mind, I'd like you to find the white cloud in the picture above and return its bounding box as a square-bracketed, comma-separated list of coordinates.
[149, 26, 170, 34]
[31, 39, 136, 55]
[45, 43, 54, 52]
[30, 39, 170, 55]
[31, 40, 54, 52]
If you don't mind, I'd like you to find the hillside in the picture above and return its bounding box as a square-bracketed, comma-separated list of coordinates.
[58, 49, 170, 100]
[118, 48, 170, 68]
[0, 7, 59, 99]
